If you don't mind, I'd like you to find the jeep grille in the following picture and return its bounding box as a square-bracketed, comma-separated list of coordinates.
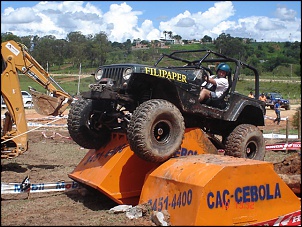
[102, 67, 126, 86]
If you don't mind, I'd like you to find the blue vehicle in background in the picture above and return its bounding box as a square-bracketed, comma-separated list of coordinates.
[264, 92, 290, 110]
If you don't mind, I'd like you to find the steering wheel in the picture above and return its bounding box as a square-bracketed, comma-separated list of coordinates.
[200, 66, 214, 88]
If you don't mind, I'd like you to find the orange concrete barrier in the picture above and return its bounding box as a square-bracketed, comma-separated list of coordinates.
[69, 128, 300, 225]
[139, 154, 301, 225]
[68, 128, 217, 205]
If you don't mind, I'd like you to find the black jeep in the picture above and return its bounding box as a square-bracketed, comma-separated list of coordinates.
[67, 49, 266, 162]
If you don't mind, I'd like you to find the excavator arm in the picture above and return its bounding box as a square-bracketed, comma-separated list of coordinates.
[1, 40, 73, 159]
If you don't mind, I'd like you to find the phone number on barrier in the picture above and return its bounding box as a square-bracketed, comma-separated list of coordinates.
[147, 189, 193, 211]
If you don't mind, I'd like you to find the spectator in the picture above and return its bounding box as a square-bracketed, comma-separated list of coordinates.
[273, 99, 282, 125]
[248, 91, 254, 98]
[259, 93, 267, 102]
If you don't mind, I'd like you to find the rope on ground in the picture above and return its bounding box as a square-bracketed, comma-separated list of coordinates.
[1, 117, 64, 144]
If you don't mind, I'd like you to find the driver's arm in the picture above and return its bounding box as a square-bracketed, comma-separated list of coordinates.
[204, 74, 217, 86]
[208, 76, 217, 86]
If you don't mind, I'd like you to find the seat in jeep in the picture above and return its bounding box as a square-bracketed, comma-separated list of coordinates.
[204, 71, 232, 109]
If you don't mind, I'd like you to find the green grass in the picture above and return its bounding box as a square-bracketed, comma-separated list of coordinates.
[263, 128, 299, 135]
[235, 79, 301, 101]
[18, 74, 95, 96]
[18, 72, 301, 100]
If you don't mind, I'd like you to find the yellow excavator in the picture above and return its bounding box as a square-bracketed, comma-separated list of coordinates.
[1, 40, 73, 159]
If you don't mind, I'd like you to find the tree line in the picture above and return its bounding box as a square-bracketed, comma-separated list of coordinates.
[1, 31, 300, 77]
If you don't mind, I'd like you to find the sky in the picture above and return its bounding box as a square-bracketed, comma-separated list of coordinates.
[1, 1, 301, 43]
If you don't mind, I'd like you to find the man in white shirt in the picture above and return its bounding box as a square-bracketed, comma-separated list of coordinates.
[198, 63, 230, 103]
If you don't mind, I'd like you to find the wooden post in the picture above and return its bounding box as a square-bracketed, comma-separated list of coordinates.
[285, 117, 289, 153]
[298, 110, 301, 140]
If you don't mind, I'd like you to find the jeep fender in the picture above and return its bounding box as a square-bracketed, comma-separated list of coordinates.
[226, 101, 265, 126]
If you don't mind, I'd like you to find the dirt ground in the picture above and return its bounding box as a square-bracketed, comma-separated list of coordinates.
[1, 105, 301, 226]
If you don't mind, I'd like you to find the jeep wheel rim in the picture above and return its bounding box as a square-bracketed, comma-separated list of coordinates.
[152, 120, 172, 144]
[246, 141, 257, 159]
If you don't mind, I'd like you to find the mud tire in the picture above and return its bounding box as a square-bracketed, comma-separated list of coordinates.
[224, 124, 265, 160]
[67, 97, 110, 149]
[127, 99, 185, 163]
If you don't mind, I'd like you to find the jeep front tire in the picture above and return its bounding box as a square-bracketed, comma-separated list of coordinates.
[67, 97, 111, 149]
[127, 99, 185, 163]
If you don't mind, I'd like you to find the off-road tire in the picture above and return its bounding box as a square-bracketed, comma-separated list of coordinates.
[224, 124, 265, 160]
[67, 97, 110, 149]
[127, 99, 185, 163]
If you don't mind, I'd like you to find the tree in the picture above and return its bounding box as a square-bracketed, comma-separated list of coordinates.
[66, 31, 86, 43]
[201, 35, 212, 43]
[89, 32, 111, 66]
[123, 39, 132, 55]
[31, 35, 58, 67]
[111, 41, 124, 50]
[168, 31, 173, 39]
[214, 33, 246, 60]
[52, 39, 68, 68]
[20, 36, 34, 51]
[1, 32, 22, 43]
[163, 31, 167, 40]
[65, 31, 88, 66]
[172, 35, 182, 44]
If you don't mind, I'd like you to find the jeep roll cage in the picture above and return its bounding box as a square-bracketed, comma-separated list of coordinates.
[154, 49, 261, 99]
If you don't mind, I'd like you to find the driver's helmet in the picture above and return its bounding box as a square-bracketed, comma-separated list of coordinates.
[216, 63, 231, 74]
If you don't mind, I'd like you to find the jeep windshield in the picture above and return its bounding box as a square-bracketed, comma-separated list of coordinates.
[271, 93, 283, 99]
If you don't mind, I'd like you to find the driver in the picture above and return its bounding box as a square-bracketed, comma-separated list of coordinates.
[198, 63, 230, 103]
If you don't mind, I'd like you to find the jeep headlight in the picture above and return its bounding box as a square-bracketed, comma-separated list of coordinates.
[95, 68, 103, 80]
[123, 68, 133, 80]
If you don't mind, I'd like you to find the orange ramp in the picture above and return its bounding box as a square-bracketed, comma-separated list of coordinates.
[68, 128, 217, 205]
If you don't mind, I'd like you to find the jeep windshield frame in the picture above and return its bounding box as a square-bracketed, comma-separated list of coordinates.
[154, 49, 261, 98]
[270, 93, 283, 99]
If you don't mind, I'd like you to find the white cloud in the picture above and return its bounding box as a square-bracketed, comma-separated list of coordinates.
[2, 7, 39, 24]
[102, 2, 143, 42]
[1, 1, 300, 42]
[200, 1, 235, 26]
[141, 20, 161, 41]
[275, 6, 296, 21]
[159, 1, 236, 40]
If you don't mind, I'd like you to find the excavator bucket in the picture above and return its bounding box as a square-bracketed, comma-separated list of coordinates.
[139, 155, 301, 225]
[29, 90, 66, 116]
[68, 128, 218, 205]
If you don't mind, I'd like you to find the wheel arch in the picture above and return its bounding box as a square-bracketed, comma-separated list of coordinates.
[236, 105, 265, 126]
[227, 103, 265, 126]
[130, 74, 184, 111]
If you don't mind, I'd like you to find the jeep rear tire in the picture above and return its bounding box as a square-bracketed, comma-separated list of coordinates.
[67, 97, 110, 149]
[224, 124, 265, 161]
[127, 99, 185, 163]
